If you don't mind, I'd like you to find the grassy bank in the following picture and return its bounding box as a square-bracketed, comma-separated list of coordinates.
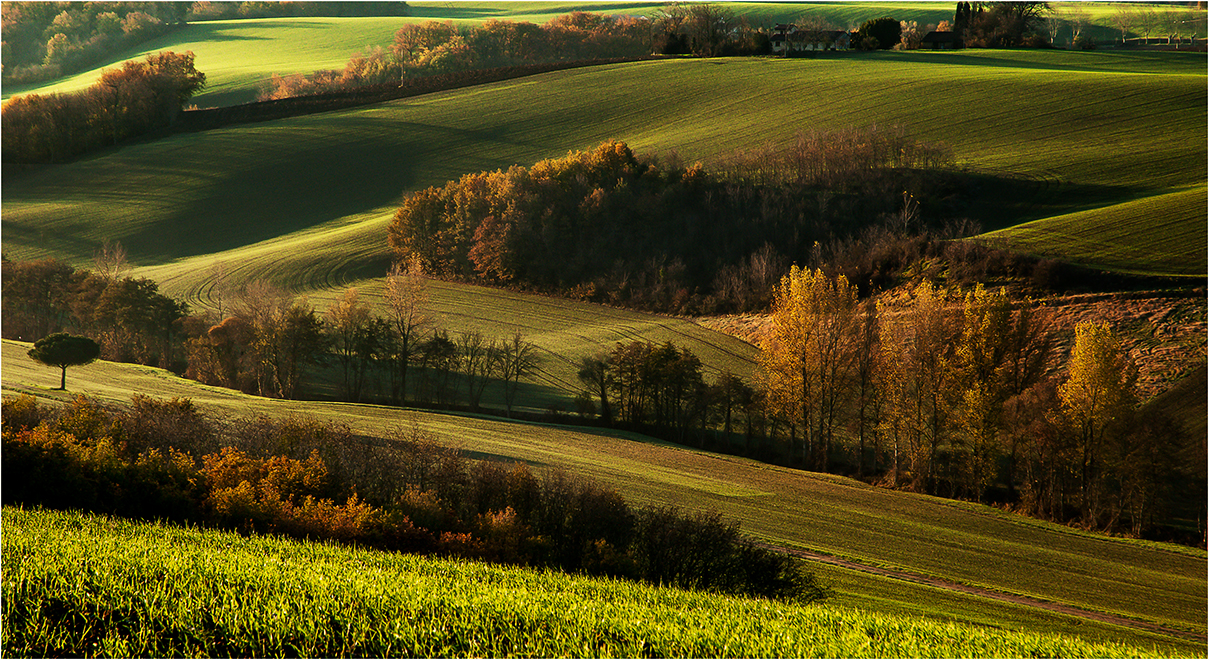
[1, 506, 1188, 658]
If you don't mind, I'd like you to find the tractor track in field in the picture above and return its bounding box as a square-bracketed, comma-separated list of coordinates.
[759, 542, 1208, 644]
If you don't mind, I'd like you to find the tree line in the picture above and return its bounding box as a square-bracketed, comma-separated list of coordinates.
[257, 4, 780, 101]
[257, 12, 654, 100]
[388, 136, 957, 316]
[1, 50, 205, 163]
[2, 254, 539, 414]
[1, 392, 829, 603]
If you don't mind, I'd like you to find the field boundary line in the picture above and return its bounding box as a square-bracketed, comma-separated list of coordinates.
[760, 542, 1208, 644]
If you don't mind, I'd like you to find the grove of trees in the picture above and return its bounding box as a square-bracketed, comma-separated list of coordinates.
[1, 50, 206, 163]
[754, 267, 1198, 539]
[389, 135, 958, 315]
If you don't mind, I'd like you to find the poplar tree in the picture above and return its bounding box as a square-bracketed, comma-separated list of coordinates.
[1059, 321, 1136, 526]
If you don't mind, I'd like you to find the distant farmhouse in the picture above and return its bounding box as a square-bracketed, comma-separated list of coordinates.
[920, 30, 958, 49]
[770, 24, 851, 54]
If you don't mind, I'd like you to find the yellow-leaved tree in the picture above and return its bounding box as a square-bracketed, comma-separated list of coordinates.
[1059, 321, 1136, 526]
[758, 266, 857, 471]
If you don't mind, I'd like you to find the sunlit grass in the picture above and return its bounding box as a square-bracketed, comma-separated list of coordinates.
[2, 506, 1193, 658]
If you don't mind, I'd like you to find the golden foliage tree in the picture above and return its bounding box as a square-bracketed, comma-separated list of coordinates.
[1059, 321, 1137, 526]
[759, 266, 858, 470]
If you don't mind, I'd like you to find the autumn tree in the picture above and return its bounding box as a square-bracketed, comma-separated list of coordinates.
[877, 280, 958, 491]
[1059, 321, 1137, 527]
[325, 288, 377, 402]
[28, 332, 101, 390]
[238, 281, 325, 400]
[759, 267, 859, 471]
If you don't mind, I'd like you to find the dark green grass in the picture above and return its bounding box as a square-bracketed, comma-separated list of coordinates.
[5, 507, 1186, 658]
[980, 185, 1208, 277]
[5, 52, 1203, 270]
[3, 339, 1205, 651]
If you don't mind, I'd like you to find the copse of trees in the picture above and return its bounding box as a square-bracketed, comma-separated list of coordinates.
[754, 267, 1199, 540]
[389, 134, 957, 315]
[2, 255, 189, 369]
[1, 393, 830, 603]
[2, 50, 205, 163]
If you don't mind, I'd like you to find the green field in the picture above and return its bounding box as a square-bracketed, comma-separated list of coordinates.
[5, 506, 1182, 658]
[980, 184, 1208, 276]
[2, 11, 1206, 654]
[1, 2, 1143, 107]
[3, 340, 1204, 653]
[4, 50, 1204, 407]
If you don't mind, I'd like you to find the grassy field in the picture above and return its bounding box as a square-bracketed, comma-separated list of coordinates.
[0, 2, 961, 106]
[2, 339, 1205, 653]
[5, 506, 1182, 659]
[1, 2, 1146, 107]
[979, 184, 1208, 276]
[3, 50, 1204, 404]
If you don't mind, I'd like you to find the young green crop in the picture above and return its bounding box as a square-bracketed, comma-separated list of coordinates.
[2, 506, 1190, 658]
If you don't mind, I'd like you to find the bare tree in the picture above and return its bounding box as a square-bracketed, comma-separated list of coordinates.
[1111, 6, 1132, 45]
[384, 255, 432, 405]
[93, 239, 131, 281]
[459, 330, 497, 411]
[495, 332, 537, 416]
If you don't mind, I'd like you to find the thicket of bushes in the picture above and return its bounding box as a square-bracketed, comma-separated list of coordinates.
[1, 50, 205, 163]
[1, 393, 829, 603]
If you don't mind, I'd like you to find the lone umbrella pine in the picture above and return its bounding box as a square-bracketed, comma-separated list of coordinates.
[27, 333, 101, 390]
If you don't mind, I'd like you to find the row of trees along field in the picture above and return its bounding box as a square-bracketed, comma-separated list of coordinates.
[0, 50, 205, 164]
[0, 1, 412, 86]
[1, 254, 537, 410]
[4, 247, 1202, 539]
[1, 393, 829, 603]
[257, 5, 772, 100]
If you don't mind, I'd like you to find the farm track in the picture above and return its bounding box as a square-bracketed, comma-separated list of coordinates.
[766, 542, 1209, 644]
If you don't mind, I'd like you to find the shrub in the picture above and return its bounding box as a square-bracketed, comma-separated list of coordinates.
[1, 394, 45, 432]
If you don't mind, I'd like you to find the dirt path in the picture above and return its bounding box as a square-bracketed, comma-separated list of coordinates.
[761, 542, 1207, 644]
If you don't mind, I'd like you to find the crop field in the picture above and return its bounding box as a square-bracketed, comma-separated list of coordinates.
[979, 184, 1208, 276]
[2, 506, 1194, 659]
[3, 340, 1205, 653]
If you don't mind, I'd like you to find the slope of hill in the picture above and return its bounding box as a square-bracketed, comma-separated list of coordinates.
[5, 51, 1203, 271]
[2, 339, 1205, 653]
[979, 184, 1208, 277]
[6, 506, 1189, 658]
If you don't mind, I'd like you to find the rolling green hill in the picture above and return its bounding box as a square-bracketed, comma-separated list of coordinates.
[979, 184, 1208, 277]
[5, 507, 1188, 658]
[4, 50, 1203, 404]
[2, 339, 1205, 653]
[0, 2, 961, 107]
